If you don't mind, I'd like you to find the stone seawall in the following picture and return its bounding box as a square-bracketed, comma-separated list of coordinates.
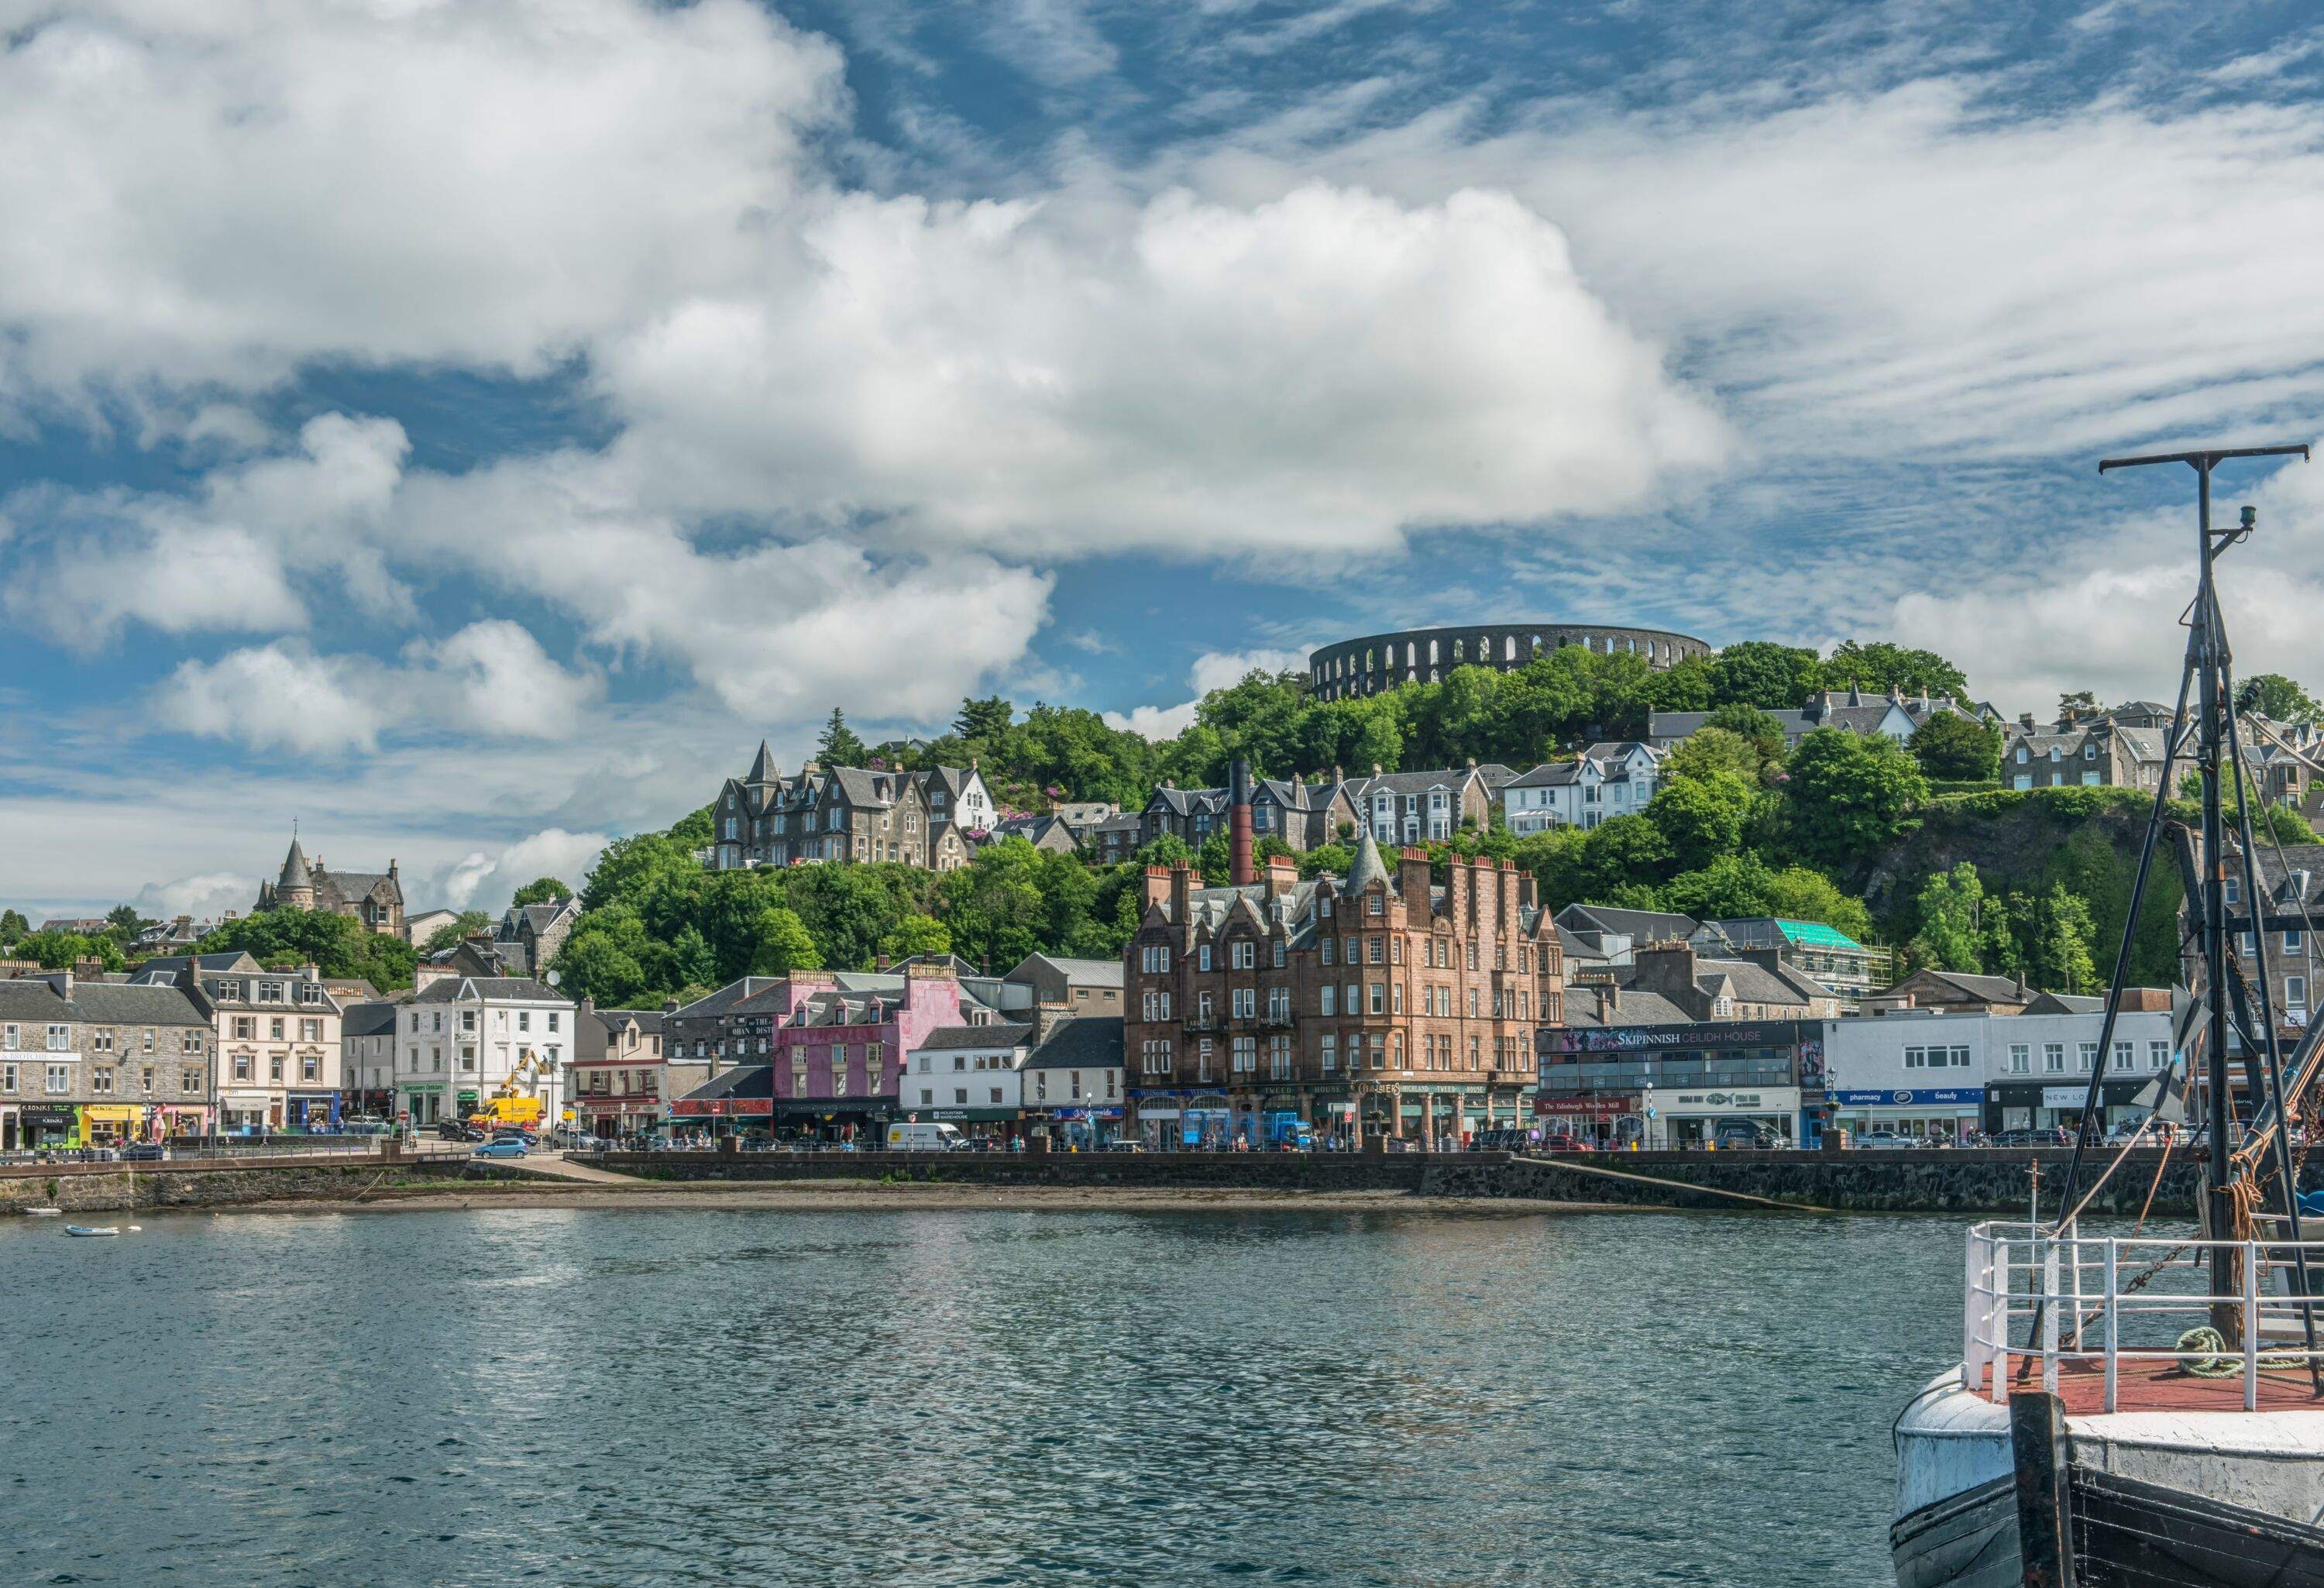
[598, 1150, 1429, 1192]
[605, 1147, 2293, 1216]
[1425, 1150, 2304, 1216]
[0, 1152, 463, 1212]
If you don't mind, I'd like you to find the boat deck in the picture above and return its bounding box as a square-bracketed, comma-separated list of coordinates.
[1999, 1356, 2324, 1415]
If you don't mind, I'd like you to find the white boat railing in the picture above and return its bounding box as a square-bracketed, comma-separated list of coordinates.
[1964, 1219, 2324, 1413]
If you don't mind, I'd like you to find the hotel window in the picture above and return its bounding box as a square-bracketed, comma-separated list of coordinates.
[2147, 1040, 2169, 1071]
[235, 1055, 252, 1081]
[91, 1067, 113, 1094]
[182, 1067, 202, 1094]
[1199, 945, 1212, 972]
[1320, 1034, 1337, 1072]
[2044, 1043, 2064, 1073]
[302, 1056, 319, 1082]
[1368, 983, 1385, 1015]
[270, 1057, 284, 1082]
[1368, 892, 1383, 916]
[1195, 1038, 1213, 1080]
[1321, 938, 1335, 967]
[301, 1019, 321, 1043]
[1232, 941, 1255, 971]
[2288, 974, 2309, 1015]
[1232, 1036, 1257, 1074]
[46, 1064, 70, 1095]
[91, 1029, 115, 1054]
[142, 1028, 155, 1052]
[2289, 930, 2305, 954]
[1, 1024, 14, 1050]
[2078, 1042, 2098, 1071]
[46, 1024, 70, 1051]
[0, 1064, 12, 1093]
[270, 1017, 285, 1040]
[1232, 988, 1255, 1019]
[1320, 986, 1336, 1016]
[1392, 982, 1404, 1014]
[2113, 1040, 2133, 1072]
[1273, 940, 1286, 968]
[1196, 991, 1212, 1023]
[1367, 937, 1384, 964]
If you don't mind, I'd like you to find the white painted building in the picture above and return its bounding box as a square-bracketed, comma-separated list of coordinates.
[393, 976, 575, 1128]
[1501, 742, 1666, 834]
[1823, 1003, 2177, 1140]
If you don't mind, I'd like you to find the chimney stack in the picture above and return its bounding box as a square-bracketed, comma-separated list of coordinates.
[1263, 853, 1298, 901]
[1399, 846, 1432, 919]
[1229, 756, 1256, 887]
[1168, 861, 1192, 929]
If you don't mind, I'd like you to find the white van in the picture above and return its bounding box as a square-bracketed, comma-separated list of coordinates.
[886, 1122, 968, 1152]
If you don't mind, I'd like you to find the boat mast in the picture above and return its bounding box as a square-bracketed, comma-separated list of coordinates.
[2093, 444, 2309, 1327]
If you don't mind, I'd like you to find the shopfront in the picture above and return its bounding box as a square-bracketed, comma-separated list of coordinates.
[286, 1091, 341, 1133]
[1538, 1019, 1820, 1146]
[83, 1103, 145, 1147]
[916, 1105, 1024, 1143]
[398, 1083, 446, 1127]
[19, 1105, 79, 1149]
[157, 1103, 210, 1139]
[1985, 1079, 2151, 1135]
[1039, 1105, 1122, 1150]
[673, 1094, 775, 1138]
[218, 1091, 273, 1135]
[1832, 1087, 1985, 1143]
[1533, 1092, 1640, 1146]
[0, 1104, 16, 1151]
[1130, 1088, 1232, 1150]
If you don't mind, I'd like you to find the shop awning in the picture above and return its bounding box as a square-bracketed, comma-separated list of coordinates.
[84, 1105, 143, 1122]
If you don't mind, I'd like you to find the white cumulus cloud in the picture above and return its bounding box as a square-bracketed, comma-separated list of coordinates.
[1105, 645, 1310, 737]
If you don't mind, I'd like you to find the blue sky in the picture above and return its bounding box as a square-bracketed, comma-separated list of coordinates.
[5, 0, 2324, 922]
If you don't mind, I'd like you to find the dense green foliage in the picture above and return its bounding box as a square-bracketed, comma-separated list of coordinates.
[1910, 712, 2002, 782]
[509, 877, 572, 908]
[191, 908, 420, 990]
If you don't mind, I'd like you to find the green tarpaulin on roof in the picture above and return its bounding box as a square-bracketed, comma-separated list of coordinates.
[1774, 919, 1864, 950]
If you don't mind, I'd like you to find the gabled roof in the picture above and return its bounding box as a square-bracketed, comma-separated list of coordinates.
[675, 1064, 772, 1105]
[668, 976, 791, 1019]
[1507, 761, 1588, 789]
[0, 976, 208, 1026]
[1012, 953, 1124, 988]
[1023, 1016, 1122, 1071]
[134, 951, 260, 978]
[411, 976, 567, 1005]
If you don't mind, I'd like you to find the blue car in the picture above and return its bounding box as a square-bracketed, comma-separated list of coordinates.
[474, 1138, 530, 1159]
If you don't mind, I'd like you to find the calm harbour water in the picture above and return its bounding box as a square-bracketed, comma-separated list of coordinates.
[2, 1204, 1965, 1586]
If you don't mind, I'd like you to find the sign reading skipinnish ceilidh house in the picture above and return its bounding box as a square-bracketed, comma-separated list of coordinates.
[1536, 1021, 1819, 1056]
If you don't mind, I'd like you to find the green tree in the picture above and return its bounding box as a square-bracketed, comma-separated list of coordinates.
[1824, 641, 1969, 700]
[1782, 728, 1929, 873]
[1762, 865, 1875, 943]
[816, 707, 869, 768]
[880, 913, 952, 961]
[2027, 884, 2099, 994]
[18, 931, 125, 971]
[421, 910, 493, 954]
[750, 906, 824, 975]
[2240, 672, 2321, 724]
[788, 863, 910, 971]
[954, 695, 1014, 741]
[510, 877, 572, 909]
[1703, 704, 1789, 772]
[194, 908, 416, 989]
[1645, 769, 1755, 873]
[1572, 814, 1673, 902]
[1911, 863, 1986, 972]
[0, 909, 26, 946]
[105, 903, 144, 937]
[1707, 641, 1822, 710]
[1909, 713, 2002, 782]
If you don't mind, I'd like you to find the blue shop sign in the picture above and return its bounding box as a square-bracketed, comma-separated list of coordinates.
[1833, 1088, 1983, 1106]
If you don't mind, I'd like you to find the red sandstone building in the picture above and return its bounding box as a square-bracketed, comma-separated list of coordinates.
[1122, 763, 1565, 1146]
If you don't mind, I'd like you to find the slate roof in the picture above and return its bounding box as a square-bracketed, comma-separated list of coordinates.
[1507, 761, 1588, 789]
[1559, 984, 1694, 1027]
[1023, 1016, 1123, 1071]
[668, 977, 792, 1019]
[0, 977, 208, 1026]
[342, 1002, 401, 1038]
[1017, 954, 1124, 988]
[134, 951, 260, 978]
[411, 976, 566, 1005]
[1556, 904, 1700, 944]
[916, 1022, 1036, 1051]
[1890, 970, 2033, 1002]
[674, 1064, 772, 1105]
[596, 1007, 666, 1036]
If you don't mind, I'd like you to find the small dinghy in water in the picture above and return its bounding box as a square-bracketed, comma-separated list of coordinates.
[23, 1207, 62, 1217]
[64, 1225, 119, 1238]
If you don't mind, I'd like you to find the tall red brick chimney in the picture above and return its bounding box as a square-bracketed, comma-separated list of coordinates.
[1229, 755, 1256, 886]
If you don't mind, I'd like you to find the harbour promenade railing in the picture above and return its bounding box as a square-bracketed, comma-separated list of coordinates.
[1965, 1219, 2324, 1413]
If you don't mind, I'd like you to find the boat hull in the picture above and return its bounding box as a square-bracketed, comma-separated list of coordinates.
[1893, 1373, 2324, 1586]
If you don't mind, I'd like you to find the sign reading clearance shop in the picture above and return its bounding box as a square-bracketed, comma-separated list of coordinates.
[1538, 1021, 1813, 1055]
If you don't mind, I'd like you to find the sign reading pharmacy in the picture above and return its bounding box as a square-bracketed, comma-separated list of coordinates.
[1833, 1088, 1985, 1106]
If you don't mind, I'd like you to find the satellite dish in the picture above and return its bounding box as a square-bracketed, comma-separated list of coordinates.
[545, 970, 560, 988]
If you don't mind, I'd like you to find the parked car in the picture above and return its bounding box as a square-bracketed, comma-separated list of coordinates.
[473, 1138, 531, 1159]
[490, 1127, 538, 1145]
[885, 1122, 968, 1152]
[120, 1143, 169, 1162]
[1537, 1133, 1594, 1153]
[1715, 1122, 1783, 1150]
[436, 1122, 484, 1143]
[1851, 1131, 1917, 1150]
